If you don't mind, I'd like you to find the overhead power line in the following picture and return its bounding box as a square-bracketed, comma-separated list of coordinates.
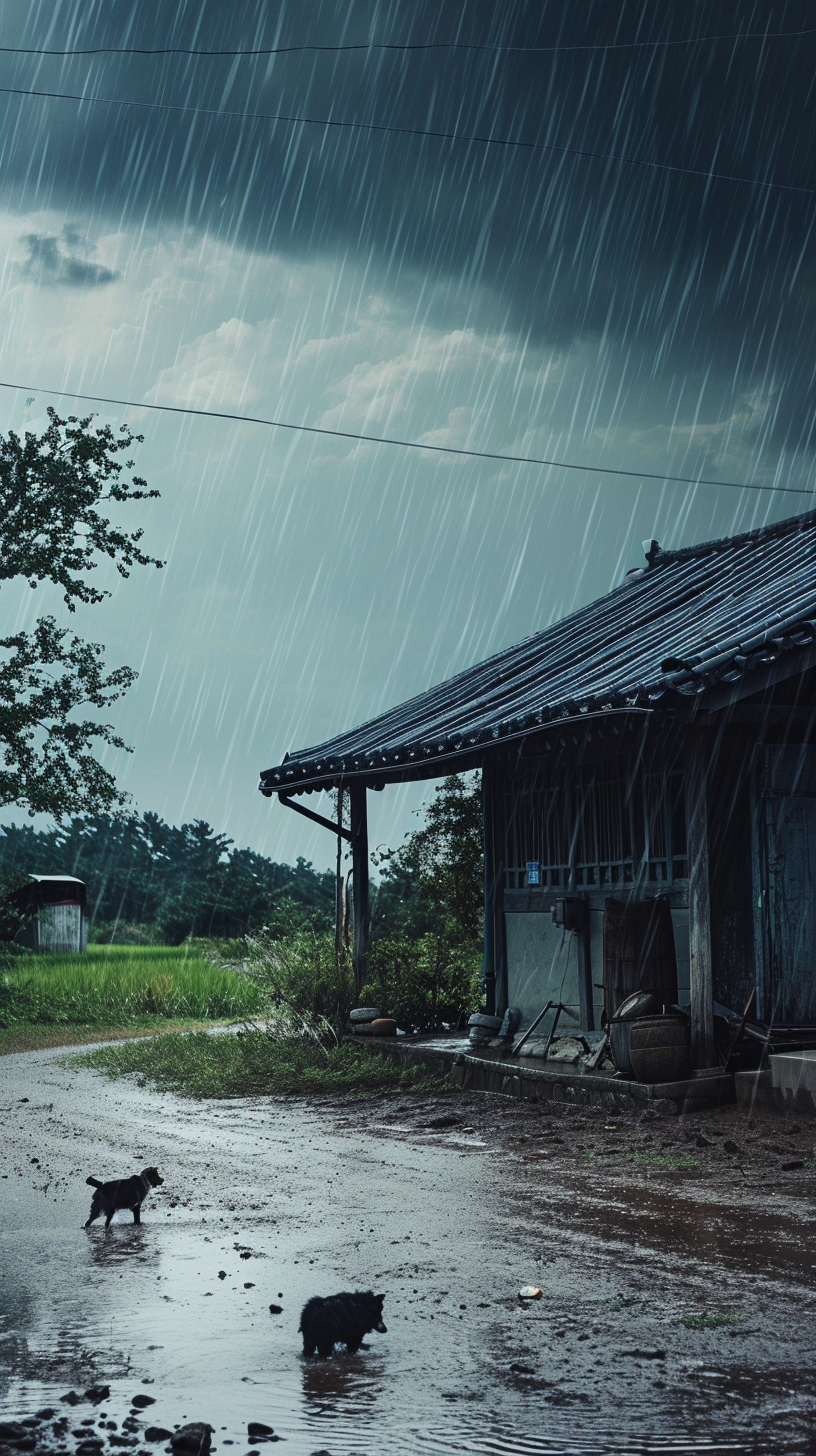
[1, 83, 812, 198]
[1, 27, 814, 58]
[0, 380, 808, 498]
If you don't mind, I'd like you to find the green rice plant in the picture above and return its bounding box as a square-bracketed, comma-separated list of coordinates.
[0, 943, 264, 1028]
[73, 1030, 446, 1098]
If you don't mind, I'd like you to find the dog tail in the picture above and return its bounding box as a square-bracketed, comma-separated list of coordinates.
[86, 1177, 103, 1188]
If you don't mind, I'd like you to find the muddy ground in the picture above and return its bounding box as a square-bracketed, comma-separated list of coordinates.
[1, 1046, 815, 1456]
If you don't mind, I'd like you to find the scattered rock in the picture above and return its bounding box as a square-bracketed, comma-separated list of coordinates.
[621, 1348, 666, 1360]
[34, 1410, 55, 1421]
[723, 1140, 741, 1155]
[0, 1422, 28, 1442]
[110, 1435, 140, 1446]
[243, 1283, 255, 1289]
[217, 1272, 227, 1281]
[85, 1387, 111, 1406]
[509, 1362, 536, 1375]
[76, 1442, 105, 1456]
[268, 1304, 283, 1315]
[518, 1286, 542, 1300]
[695, 1135, 713, 1148]
[60, 1392, 82, 1407]
[781, 1160, 804, 1171]
[170, 1423, 214, 1456]
[131, 1397, 156, 1410]
[246, 1424, 275, 1442]
[144, 1430, 174, 1444]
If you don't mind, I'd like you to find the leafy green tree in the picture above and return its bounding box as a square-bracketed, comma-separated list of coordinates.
[372, 773, 483, 947]
[0, 407, 162, 816]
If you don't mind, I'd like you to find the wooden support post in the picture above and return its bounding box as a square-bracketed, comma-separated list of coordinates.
[334, 789, 345, 963]
[350, 782, 370, 998]
[481, 764, 506, 1016]
[686, 738, 716, 1068]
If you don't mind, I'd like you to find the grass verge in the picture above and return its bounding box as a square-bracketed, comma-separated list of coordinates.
[0, 943, 264, 1030]
[0, 1018, 232, 1056]
[73, 1030, 448, 1098]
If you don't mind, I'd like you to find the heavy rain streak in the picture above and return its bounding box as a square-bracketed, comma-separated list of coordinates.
[1, 4, 816, 1456]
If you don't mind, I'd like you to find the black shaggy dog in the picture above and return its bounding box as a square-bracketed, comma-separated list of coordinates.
[300, 1291, 387, 1357]
[84, 1167, 163, 1227]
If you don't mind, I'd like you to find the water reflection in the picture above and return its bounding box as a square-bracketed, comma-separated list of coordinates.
[300, 1350, 384, 1419]
[86, 1225, 158, 1271]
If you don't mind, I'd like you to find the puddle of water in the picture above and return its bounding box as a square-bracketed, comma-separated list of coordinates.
[2, 1051, 815, 1456]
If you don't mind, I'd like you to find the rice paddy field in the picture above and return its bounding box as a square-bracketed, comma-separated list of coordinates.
[0, 944, 265, 1052]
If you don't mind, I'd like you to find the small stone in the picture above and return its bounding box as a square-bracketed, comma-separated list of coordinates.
[268, 1305, 282, 1315]
[246, 1426, 274, 1440]
[217, 1272, 227, 1281]
[60, 1393, 81, 1407]
[130, 1398, 155, 1411]
[518, 1286, 542, 1300]
[695, 1135, 712, 1148]
[35, 1411, 55, 1422]
[110, 1436, 139, 1447]
[144, 1431, 174, 1444]
[170, 1423, 214, 1456]
[85, 1387, 111, 1406]
[781, 1160, 804, 1171]
[723, 1140, 741, 1155]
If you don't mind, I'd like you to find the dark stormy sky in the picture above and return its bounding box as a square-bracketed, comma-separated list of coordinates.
[2, 1, 816, 865]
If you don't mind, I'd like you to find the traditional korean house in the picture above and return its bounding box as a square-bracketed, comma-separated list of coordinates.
[15, 875, 88, 953]
[260, 507, 816, 1069]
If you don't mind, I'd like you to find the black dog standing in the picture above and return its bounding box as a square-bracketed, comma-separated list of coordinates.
[300, 1291, 387, 1357]
[84, 1167, 163, 1227]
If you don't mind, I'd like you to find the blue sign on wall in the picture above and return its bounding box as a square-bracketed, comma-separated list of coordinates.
[526, 861, 540, 886]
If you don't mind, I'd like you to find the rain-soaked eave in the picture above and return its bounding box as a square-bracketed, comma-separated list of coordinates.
[259, 705, 656, 797]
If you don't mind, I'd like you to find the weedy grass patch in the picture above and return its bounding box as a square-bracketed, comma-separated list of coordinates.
[73, 1030, 447, 1098]
[0, 943, 264, 1031]
[632, 1151, 700, 1170]
[680, 1313, 738, 1329]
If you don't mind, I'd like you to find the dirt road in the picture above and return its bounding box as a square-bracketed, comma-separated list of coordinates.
[1, 1045, 815, 1455]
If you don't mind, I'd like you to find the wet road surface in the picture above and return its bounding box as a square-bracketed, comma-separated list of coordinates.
[1, 1045, 815, 1455]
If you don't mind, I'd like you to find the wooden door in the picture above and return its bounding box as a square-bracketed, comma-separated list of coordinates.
[753, 745, 816, 1023]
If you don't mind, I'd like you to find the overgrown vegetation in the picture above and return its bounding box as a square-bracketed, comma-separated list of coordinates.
[0, 943, 263, 1029]
[74, 1031, 445, 1098]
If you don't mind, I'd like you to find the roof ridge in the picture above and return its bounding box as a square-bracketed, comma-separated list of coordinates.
[653, 504, 816, 567]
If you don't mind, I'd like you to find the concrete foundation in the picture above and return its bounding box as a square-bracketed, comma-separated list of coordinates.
[347, 1034, 734, 1114]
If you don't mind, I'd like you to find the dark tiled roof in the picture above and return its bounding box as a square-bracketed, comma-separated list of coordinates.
[260, 507, 816, 795]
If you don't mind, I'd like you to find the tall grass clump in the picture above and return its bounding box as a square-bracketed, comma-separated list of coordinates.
[239, 926, 354, 1040]
[0, 943, 264, 1028]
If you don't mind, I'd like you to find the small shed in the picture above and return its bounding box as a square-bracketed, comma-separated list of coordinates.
[16, 876, 88, 953]
[259, 507, 816, 1067]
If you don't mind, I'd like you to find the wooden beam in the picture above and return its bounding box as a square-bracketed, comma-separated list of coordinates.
[278, 793, 352, 841]
[350, 782, 370, 997]
[686, 737, 716, 1068]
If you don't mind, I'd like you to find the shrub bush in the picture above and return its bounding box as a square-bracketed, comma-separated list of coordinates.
[362, 934, 482, 1033]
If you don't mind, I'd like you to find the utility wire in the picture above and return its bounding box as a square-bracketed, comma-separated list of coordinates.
[0, 83, 812, 198]
[0, 380, 809, 498]
[1, 28, 815, 58]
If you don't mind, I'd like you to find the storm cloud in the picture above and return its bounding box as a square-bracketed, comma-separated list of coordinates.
[1, 1, 815, 860]
[18, 228, 119, 286]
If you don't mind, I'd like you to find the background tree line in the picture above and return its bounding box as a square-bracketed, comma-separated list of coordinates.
[0, 813, 336, 944]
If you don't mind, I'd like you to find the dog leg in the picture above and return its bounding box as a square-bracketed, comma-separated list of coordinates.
[132, 1206, 141, 1224]
[84, 1212, 99, 1227]
[317, 1341, 334, 1358]
[104, 1210, 114, 1228]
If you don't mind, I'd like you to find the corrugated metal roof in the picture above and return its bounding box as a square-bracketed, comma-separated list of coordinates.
[260, 506, 816, 796]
